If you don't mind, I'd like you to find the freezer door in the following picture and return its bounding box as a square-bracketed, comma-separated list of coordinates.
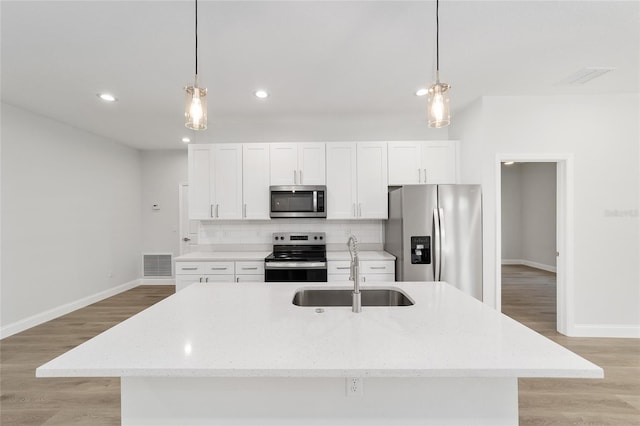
[438, 185, 483, 300]
[400, 185, 438, 281]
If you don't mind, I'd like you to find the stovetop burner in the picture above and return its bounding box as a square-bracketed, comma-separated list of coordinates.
[265, 232, 327, 263]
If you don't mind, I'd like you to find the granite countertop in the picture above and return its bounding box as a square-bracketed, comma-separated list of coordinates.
[37, 281, 602, 380]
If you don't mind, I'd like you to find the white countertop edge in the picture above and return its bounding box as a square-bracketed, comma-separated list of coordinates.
[36, 366, 603, 379]
[174, 250, 395, 262]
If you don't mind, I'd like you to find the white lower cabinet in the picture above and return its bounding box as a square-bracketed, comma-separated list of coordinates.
[175, 260, 265, 291]
[327, 260, 395, 283]
[234, 261, 265, 283]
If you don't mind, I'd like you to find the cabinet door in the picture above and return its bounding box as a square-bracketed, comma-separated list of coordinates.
[388, 142, 422, 185]
[298, 143, 326, 185]
[270, 143, 298, 185]
[212, 144, 243, 219]
[188, 144, 215, 219]
[326, 143, 357, 219]
[422, 141, 457, 184]
[360, 273, 395, 283]
[356, 142, 388, 219]
[235, 275, 265, 283]
[175, 275, 202, 292]
[202, 274, 235, 283]
[243, 144, 270, 220]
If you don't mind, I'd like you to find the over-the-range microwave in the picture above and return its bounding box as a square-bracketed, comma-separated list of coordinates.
[269, 185, 326, 218]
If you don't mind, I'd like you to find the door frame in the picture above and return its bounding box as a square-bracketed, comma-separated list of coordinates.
[495, 153, 574, 336]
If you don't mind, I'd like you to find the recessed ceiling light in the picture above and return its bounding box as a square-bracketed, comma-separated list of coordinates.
[97, 93, 117, 102]
[415, 88, 428, 97]
[255, 90, 269, 99]
[181, 137, 191, 143]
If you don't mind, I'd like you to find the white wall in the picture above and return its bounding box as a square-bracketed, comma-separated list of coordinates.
[1, 103, 142, 335]
[501, 162, 557, 270]
[140, 150, 187, 257]
[450, 94, 640, 336]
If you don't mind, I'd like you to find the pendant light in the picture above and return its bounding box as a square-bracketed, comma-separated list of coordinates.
[184, 0, 207, 130]
[427, 0, 450, 128]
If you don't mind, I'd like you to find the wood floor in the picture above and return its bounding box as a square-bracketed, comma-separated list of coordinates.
[502, 265, 640, 425]
[1, 271, 638, 425]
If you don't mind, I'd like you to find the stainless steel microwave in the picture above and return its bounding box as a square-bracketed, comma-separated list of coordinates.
[270, 185, 326, 218]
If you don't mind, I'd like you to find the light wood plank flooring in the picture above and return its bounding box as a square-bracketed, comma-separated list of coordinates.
[1, 286, 174, 425]
[1, 274, 639, 425]
[503, 264, 640, 425]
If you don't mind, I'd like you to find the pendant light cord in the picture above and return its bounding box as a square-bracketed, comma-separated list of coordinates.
[195, 0, 198, 78]
[436, 0, 439, 72]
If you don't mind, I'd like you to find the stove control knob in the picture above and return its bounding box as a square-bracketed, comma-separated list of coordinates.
[319, 236, 323, 240]
[314, 236, 318, 240]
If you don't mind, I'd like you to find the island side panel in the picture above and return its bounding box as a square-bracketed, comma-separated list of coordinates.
[121, 376, 518, 425]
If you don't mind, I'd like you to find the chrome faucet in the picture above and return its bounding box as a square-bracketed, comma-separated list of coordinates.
[347, 234, 361, 313]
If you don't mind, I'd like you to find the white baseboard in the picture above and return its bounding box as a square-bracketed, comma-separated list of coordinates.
[501, 259, 557, 273]
[0, 279, 141, 340]
[568, 324, 640, 338]
[141, 278, 175, 286]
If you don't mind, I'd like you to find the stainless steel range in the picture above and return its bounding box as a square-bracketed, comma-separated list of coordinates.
[264, 232, 327, 282]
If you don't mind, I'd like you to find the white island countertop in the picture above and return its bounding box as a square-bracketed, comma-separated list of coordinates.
[37, 281, 601, 380]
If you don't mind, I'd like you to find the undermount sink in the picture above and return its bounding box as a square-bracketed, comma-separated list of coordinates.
[292, 288, 414, 307]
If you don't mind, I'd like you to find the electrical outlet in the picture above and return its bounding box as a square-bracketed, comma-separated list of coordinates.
[346, 377, 363, 397]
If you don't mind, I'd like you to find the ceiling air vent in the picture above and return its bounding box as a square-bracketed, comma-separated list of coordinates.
[143, 253, 173, 277]
[557, 67, 616, 85]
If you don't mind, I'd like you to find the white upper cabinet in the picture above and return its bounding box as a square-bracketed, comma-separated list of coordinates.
[188, 144, 215, 220]
[212, 144, 243, 219]
[388, 141, 457, 185]
[326, 143, 358, 219]
[188, 144, 242, 220]
[357, 142, 388, 219]
[326, 142, 388, 219]
[242, 143, 270, 220]
[270, 142, 326, 185]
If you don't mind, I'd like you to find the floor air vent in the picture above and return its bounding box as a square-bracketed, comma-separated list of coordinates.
[143, 253, 173, 277]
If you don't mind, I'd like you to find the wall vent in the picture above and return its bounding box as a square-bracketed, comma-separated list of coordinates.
[143, 253, 173, 277]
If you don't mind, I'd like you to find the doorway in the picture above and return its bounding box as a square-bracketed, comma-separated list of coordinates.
[495, 155, 574, 336]
[178, 183, 198, 255]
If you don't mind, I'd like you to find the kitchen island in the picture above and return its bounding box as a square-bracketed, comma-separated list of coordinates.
[37, 282, 602, 425]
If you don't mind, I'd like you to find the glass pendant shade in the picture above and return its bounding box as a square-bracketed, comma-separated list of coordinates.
[184, 82, 207, 130]
[427, 79, 450, 128]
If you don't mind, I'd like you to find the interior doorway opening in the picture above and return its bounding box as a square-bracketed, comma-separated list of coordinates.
[495, 155, 574, 336]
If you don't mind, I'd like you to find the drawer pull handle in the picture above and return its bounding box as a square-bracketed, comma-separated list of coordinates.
[370, 266, 387, 270]
[336, 267, 350, 270]
[182, 267, 198, 271]
[210, 267, 228, 270]
[242, 267, 258, 270]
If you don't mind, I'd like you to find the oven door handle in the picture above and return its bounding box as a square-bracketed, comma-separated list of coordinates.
[264, 262, 327, 270]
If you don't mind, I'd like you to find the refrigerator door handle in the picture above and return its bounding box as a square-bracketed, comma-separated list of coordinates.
[438, 207, 445, 281]
[433, 208, 441, 281]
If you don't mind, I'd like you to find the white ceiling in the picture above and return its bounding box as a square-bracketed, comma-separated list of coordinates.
[2, 1, 638, 150]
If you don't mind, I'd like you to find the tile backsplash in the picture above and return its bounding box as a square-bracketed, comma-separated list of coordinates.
[192, 219, 384, 251]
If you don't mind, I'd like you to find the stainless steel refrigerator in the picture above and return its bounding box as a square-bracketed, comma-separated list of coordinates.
[384, 185, 483, 300]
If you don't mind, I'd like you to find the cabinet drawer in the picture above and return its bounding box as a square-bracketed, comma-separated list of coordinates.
[361, 261, 394, 274]
[201, 261, 235, 275]
[327, 261, 352, 274]
[175, 262, 206, 274]
[235, 261, 265, 276]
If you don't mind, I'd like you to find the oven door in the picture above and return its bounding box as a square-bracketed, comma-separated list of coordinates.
[264, 261, 328, 282]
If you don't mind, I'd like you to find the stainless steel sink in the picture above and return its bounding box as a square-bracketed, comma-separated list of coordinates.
[292, 288, 414, 307]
